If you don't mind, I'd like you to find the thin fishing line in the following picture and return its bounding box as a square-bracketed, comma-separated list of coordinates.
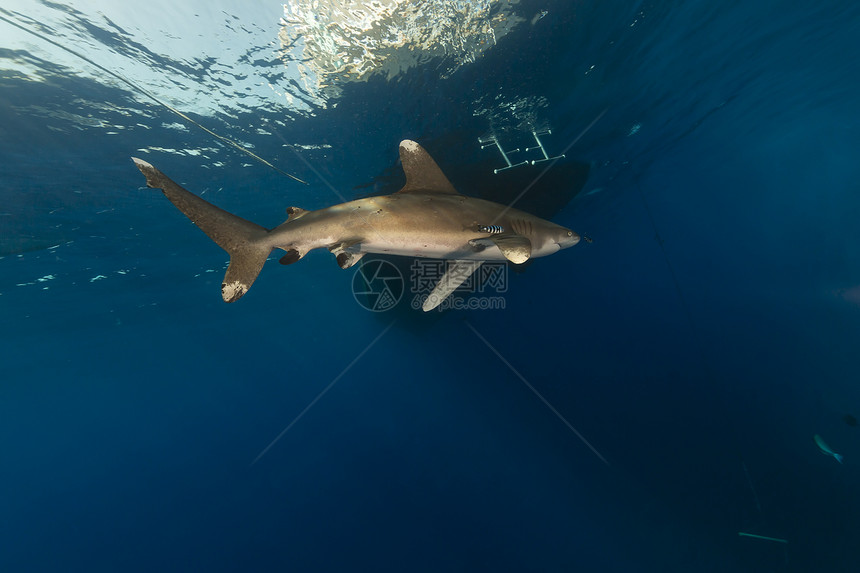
[633, 172, 773, 532]
[741, 459, 764, 520]
[492, 108, 608, 224]
[0, 12, 308, 185]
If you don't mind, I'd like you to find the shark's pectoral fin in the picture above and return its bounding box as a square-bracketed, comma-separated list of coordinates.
[423, 260, 484, 312]
[490, 234, 532, 264]
[329, 240, 364, 269]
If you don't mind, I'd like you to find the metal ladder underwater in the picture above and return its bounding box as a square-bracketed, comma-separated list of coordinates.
[479, 128, 565, 174]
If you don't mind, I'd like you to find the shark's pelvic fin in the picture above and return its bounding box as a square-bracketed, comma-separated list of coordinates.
[131, 157, 272, 303]
[329, 239, 365, 269]
[286, 206, 309, 220]
[423, 260, 484, 311]
[336, 251, 365, 269]
[490, 234, 532, 264]
[396, 140, 460, 195]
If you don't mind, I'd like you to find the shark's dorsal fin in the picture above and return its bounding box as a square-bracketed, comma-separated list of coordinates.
[491, 234, 532, 264]
[397, 140, 459, 195]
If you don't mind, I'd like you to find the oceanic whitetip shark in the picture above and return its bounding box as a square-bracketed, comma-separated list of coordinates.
[131, 140, 580, 310]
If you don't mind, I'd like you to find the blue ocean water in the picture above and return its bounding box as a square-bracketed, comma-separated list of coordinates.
[1, 1, 859, 571]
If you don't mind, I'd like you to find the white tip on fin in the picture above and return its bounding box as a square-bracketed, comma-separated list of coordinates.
[222, 280, 249, 303]
[491, 235, 532, 264]
[397, 140, 459, 195]
[131, 157, 153, 170]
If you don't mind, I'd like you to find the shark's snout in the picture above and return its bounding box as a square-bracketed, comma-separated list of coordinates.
[559, 229, 580, 249]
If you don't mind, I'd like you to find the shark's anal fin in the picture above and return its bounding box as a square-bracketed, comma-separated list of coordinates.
[131, 157, 272, 303]
[279, 249, 303, 265]
[490, 234, 532, 264]
[423, 260, 483, 312]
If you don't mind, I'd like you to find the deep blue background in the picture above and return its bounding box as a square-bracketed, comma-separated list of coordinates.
[2, 1, 859, 571]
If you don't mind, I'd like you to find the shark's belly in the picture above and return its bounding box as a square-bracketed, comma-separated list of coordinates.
[346, 195, 513, 260]
[356, 235, 507, 260]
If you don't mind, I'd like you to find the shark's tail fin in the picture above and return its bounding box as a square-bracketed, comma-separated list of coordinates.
[132, 157, 271, 302]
